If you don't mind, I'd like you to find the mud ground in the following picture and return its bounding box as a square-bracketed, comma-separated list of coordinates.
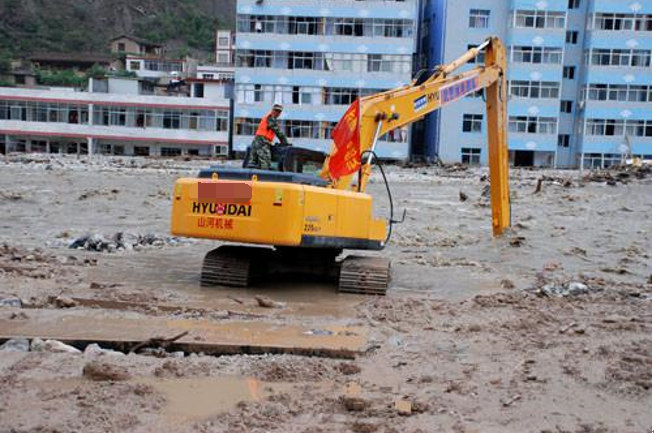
[0, 154, 651, 433]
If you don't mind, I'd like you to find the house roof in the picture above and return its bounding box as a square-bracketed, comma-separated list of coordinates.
[110, 34, 163, 48]
[29, 52, 112, 64]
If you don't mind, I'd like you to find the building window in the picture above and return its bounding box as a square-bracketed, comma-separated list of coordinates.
[129, 61, 141, 70]
[462, 114, 483, 133]
[217, 53, 230, 65]
[335, 18, 364, 36]
[161, 147, 182, 157]
[563, 66, 575, 79]
[511, 46, 563, 64]
[585, 119, 652, 137]
[133, 146, 149, 156]
[469, 9, 490, 28]
[560, 100, 573, 113]
[509, 116, 558, 134]
[289, 16, 319, 35]
[586, 48, 651, 67]
[568, 0, 580, 9]
[558, 134, 570, 147]
[590, 13, 652, 31]
[163, 112, 181, 129]
[513, 10, 566, 29]
[565, 31, 578, 44]
[118, 43, 126, 52]
[583, 84, 652, 102]
[218, 37, 230, 47]
[461, 147, 481, 165]
[509, 81, 560, 99]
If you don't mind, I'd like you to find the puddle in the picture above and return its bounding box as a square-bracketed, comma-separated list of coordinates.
[138, 376, 292, 420]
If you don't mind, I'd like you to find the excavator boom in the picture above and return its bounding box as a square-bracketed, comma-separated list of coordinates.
[321, 36, 510, 236]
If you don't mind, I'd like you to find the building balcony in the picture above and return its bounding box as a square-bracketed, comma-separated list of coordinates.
[579, 134, 651, 155]
[237, 0, 417, 20]
[584, 30, 653, 50]
[582, 101, 652, 120]
[235, 67, 410, 90]
[235, 32, 415, 56]
[0, 120, 229, 145]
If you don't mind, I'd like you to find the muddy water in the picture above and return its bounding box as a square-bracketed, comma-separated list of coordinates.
[138, 377, 292, 420]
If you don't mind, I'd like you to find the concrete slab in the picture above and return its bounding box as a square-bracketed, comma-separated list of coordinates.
[0, 309, 369, 359]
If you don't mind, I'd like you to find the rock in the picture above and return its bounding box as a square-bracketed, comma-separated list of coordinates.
[254, 295, 285, 309]
[509, 236, 525, 247]
[567, 282, 589, 296]
[83, 360, 131, 381]
[0, 297, 22, 307]
[32, 339, 81, 354]
[341, 396, 368, 412]
[84, 343, 125, 357]
[459, 191, 468, 202]
[500, 279, 515, 289]
[0, 338, 30, 352]
[337, 362, 361, 375]
[53, 295, 78, 308]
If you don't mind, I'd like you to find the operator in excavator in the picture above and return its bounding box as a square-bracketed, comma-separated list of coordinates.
[248, 104, 290, 170]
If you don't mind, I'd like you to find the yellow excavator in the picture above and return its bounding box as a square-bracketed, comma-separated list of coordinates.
[171, 37, 510, 295]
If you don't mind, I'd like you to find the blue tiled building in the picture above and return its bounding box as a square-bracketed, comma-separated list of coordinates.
[233, 0, 419, 159]
[417, 0, 652, 168]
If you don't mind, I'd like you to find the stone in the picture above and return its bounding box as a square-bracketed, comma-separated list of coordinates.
[0, 338, 30, 352]
[54, 295, 78, 308]
[83, 360, 131, 381]
[567, 282, 589, 296]
[33, 339, 82, 354]
[0, 297, 22, 308]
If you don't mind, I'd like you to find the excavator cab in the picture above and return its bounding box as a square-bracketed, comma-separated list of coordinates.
[242, 146, 326, 176]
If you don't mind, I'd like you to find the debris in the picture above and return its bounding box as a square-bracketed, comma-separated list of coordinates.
[254, 295, 285, 309]
[395, 399, 413, 415]
[500, 279, 515, 289]
[227, 295, 244, 304]
[129, 330, 190, 354]
[31, 339, 82, 354]
[509, 236, 525, 247]
[533, 178, 543, 194]
[304, 329, 334, 336]
[68, 232, 188, 253]
[342, 396, 368, 412]
[0, 338, 30, 352]
[52, 295, 78, 309]
[540, 281, 591, 297]
[502, 394, 521, 407]
[83, 360, 131, 381]
[459, 190, 468, 202]
[337, 363, 361, 375]
[0, 297, 22, 308]
[83, 343, 125, 357]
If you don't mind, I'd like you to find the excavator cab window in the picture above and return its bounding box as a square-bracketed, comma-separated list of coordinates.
[243, 146, 326, 175]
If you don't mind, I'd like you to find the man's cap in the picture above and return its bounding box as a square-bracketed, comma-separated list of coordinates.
[272, 104, 283, 112]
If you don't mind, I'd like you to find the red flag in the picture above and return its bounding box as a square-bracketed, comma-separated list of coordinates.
[328, 99, 361, 180]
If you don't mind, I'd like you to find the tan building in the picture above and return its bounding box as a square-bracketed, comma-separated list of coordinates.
[110, 35, 164, 57]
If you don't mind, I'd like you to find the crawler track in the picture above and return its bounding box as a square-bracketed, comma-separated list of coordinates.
[338, 256, 391, 296]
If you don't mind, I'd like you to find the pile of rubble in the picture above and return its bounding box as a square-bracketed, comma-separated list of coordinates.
[583, 164, 652, 185]
[67, 232, 191, 253]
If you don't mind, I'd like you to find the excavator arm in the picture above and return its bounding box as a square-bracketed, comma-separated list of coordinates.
[321, 37, 510, 237]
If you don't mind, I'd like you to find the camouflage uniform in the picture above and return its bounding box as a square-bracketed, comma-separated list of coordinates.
[249, 115, 289, 170]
